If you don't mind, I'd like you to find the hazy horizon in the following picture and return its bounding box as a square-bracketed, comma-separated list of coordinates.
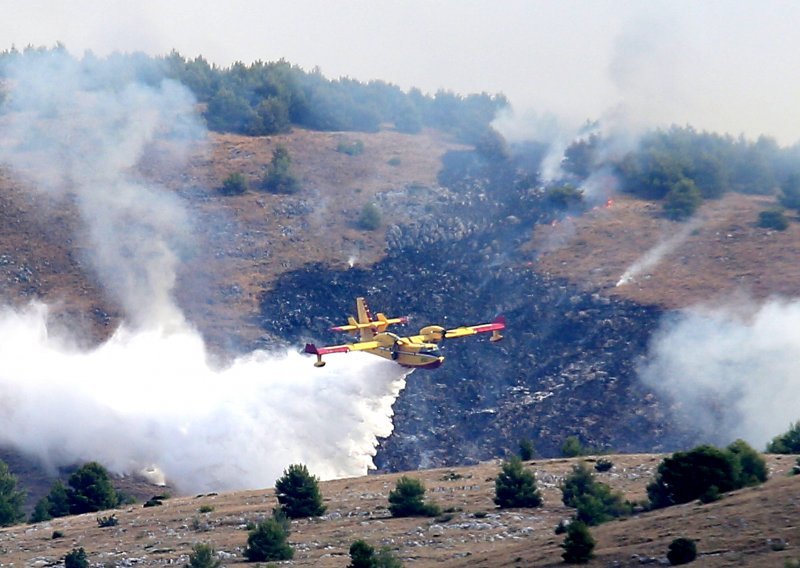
[4, 1, 800, 145]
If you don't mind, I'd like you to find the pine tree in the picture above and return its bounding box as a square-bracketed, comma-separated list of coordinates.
[561, 521, 595, 564]
[243, 518, 294, 562]
[388, 476, 440, 517]
[494, 456, 542, 508]
[275, 463, 326, 518]
[0, 460, 25, 527]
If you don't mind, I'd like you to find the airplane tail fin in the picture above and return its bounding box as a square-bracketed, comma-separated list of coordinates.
[356, 297, 375, 341]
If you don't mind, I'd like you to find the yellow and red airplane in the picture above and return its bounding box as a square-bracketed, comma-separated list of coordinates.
[304, 297, 505, 369]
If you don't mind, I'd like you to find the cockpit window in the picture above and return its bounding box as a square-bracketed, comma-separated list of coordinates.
[418, 347, 441, 356]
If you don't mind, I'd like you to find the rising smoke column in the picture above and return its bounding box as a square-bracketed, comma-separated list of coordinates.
[639, 298, 800, 449]
[0, 50, 409, 492]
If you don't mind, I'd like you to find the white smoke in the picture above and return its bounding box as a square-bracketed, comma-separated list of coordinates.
[616, 218, 701, 287]
[0, 50, 409, 492]
[639, 298, 800, 449]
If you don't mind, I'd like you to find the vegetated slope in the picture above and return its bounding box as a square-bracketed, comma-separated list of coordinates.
[0, 455, 796, 567]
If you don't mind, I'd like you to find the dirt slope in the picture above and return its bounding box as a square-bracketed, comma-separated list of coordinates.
[1, 454, 796, 567]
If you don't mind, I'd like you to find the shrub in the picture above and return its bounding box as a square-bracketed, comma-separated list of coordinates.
[494, 456, 543, 509]
[561, 462, 630, 525]
[546, 184, 584, 210]
[275, 463, 326, 518]
[198, 504, 215, 514]
[594, 458, 613, 472]
[388, 476, 440, 517]
[358, 203, 382, 231]
[96, 513, 118, 527]
[186, 543, 222, 568]
[561, 436, 586, 458]
[64, 547, 89, 568]
[67, 462, 119, 514]
[387, 157, 401, 166]
[52, 530, 64, 539]
[663, 178, 702, 220]
[30, 480, 70, 522]
[667, 537, 697, 565]
[261, 145, 299, 194]
[758, 208, 789, 230]
[646, 444, 765, 509]
[519, 439, 535, 461]
[561, 521, 595, 564]
[767, 421, 800, 453]
[243, 518, 294, 562]
[726, 439, 768, 487]
[348, 539, 376, 568]
[143, 497, 164, 507]
[0, 460, 26, 527]
[221, 172, 248, 195]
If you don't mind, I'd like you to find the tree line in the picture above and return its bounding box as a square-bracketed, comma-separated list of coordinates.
[0, 46, 508, 143]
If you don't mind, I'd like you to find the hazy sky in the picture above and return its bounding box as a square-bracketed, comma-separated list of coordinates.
[3, 0, 800, 144]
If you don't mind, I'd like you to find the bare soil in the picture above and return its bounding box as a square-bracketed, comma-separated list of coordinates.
[1, 454, 796, 567]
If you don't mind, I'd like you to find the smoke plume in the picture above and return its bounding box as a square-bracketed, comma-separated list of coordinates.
[0, 51, 408, 492]
[639, 298, 800, 449]
[616, 218, 701, 287]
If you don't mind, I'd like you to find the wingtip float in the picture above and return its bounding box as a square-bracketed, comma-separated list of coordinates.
[304, 297, 505, 369]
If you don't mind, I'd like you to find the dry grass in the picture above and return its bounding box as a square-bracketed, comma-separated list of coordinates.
[531, 193, 800, 309]
[1, 454, 797, 567]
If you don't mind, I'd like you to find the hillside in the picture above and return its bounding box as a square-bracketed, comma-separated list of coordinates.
[1, 454, 797, 566]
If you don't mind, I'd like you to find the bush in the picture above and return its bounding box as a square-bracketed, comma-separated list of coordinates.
[758, 208, 789, 230]
[667, 537, 697, 565]
[561, 436, 586, 458]
[519, 439, 535, 461]
[275, 463, 326, 518]
[663, 178, 702, 220]
[348, 540, 376, 568]
[358, 202, 382, 231]
[561, 521, 595, 564]
[0, 460, 25, 527]
[261, 145, 299, 194]
[388, 476, 440, 517]
[64, 547, 89, 568]
[726, 439, 768, 487]
[96, 513, 118, 527]
[494, 456, 543, 509]
[30, 480, 70, 522]
[243, 518, 294, 562]
[546, 184, 584, 210]
[646, 443, 766, 509]
[561, 462, 630, 525]
[594, 458, 613, 472]
[186, 543, 223, 568]
[67, 462, 119, 515]
[767, 421, 800, 453]
[220, 172, 248, 195]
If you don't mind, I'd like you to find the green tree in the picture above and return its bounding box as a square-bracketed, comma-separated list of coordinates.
[494, 456, 543, 509]
[31, 480, 71, 522]
[261, 145, 299, 194]
[663, 178, 702, 220]
[243, 518, 294, 562]
[561, 436, 586, 458]
[221, 172, 248, 195]
[767, 421, 800, 453]
[388, 476, 440, 517]
[667, 537, 697, 565]
[274, 463, 326, 518]
[726, 439, 768, 487]
[546, 185, 585, 211]
[64, 547, 89, 568]
[67, 462, 119, 515]
[647, 445, 736, 509]
[561, 462, 630, 525]
[561, 521, 595, 564]
[519, 438, 534, 461]
[186, 543, 222, 568]
[358, 203, 382, 231]
[349, 539, 377, 568]
[0, 460, 25, 527]
[779, 173, 800, 210]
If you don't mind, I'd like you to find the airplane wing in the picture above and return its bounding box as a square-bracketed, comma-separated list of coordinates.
[305, 340, 381, 356]
[443, 315, 506, 339]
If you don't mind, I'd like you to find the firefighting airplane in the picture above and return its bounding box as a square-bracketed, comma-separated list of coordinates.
[304, 297, 505, 369]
